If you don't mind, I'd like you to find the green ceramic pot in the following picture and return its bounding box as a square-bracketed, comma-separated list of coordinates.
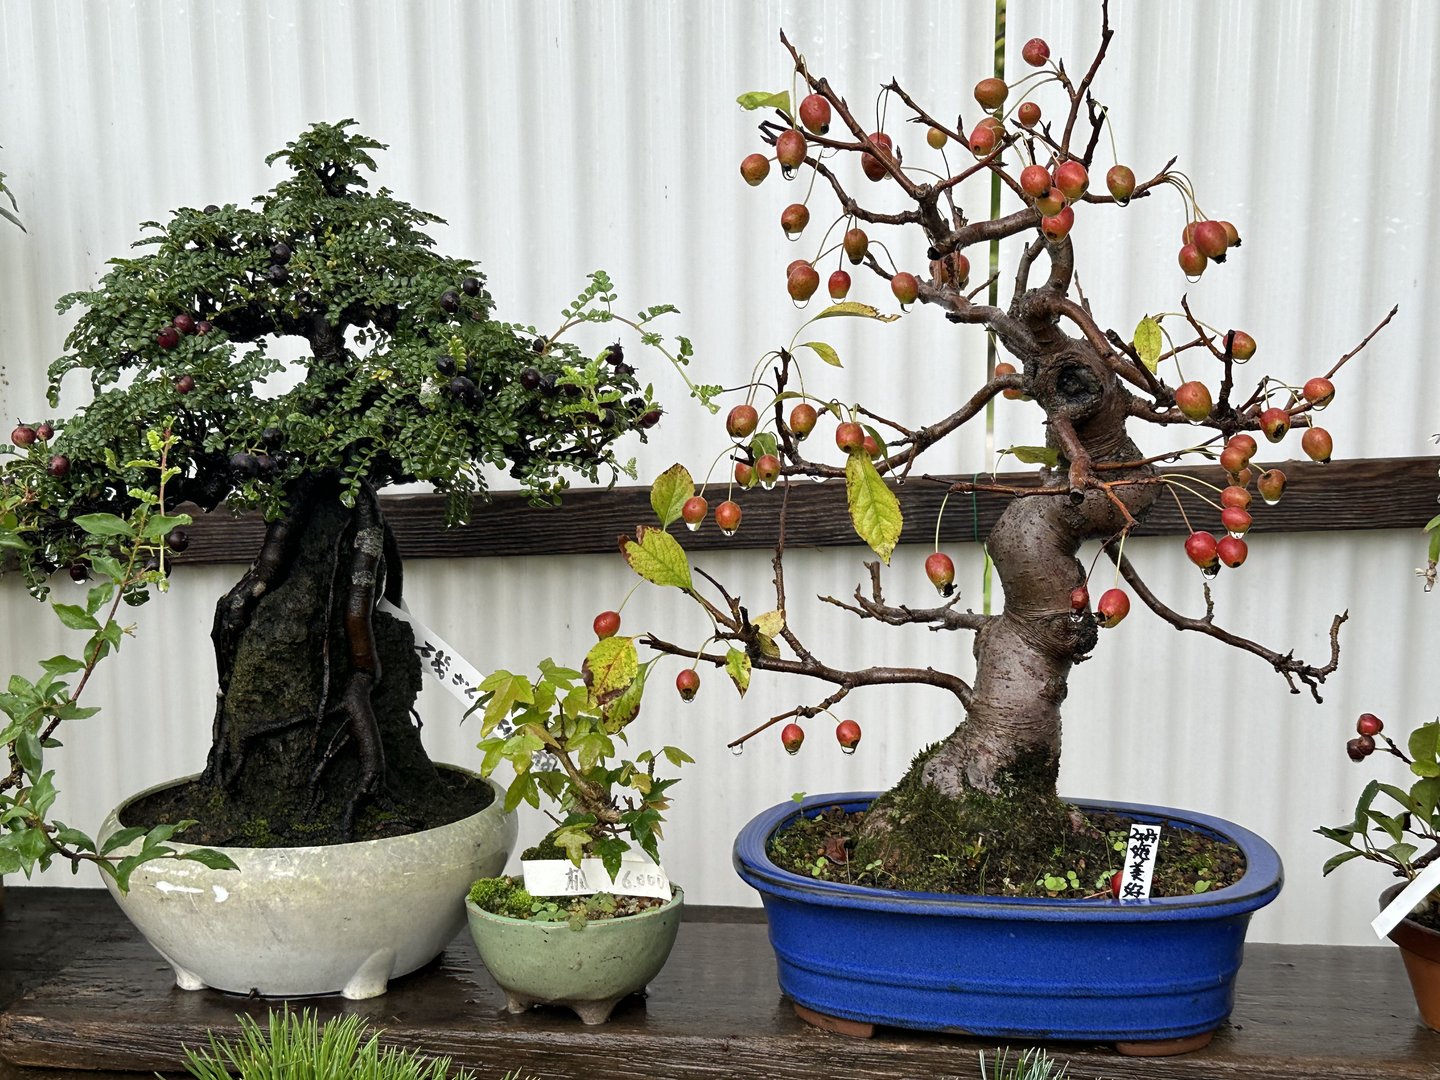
[465, 886, 684, 1024]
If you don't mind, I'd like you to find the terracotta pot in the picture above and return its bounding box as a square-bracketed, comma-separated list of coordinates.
[1382, 881, 1440, 1030]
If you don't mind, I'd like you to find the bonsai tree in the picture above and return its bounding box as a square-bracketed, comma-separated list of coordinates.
[1, 121, 695, 848]
[612, 14, 1396, 891]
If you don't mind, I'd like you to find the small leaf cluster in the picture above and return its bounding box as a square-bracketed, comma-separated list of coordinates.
[470, 655, 692, 881]
[1319, 720, 1440, 882]
[0, 429, 235, 889]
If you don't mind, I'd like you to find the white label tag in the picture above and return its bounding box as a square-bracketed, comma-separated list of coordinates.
[1372, 859, 1440, 939]
[1118, 822, 1163, 902]
[522, 853, 672, 900]
[377, 598, 558, 772]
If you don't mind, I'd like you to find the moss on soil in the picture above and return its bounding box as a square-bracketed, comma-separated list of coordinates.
[468, 874, 666, 926]
[770, 745, 1244, 899]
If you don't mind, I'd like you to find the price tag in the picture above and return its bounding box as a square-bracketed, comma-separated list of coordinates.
[522, 852, 673, 900]
[376, 598, 558, 772]
[1373, 859, 1440, 939]
[1118, 822, 1163, 902]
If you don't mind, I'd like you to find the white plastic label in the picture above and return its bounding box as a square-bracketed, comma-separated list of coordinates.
[522, 853, 672, 900]
[1373, 859, 1440, 939]
[1118, 822, 1162, 902]
[377, 598, 558, 772]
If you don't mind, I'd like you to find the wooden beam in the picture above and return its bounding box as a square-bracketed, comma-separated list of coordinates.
[175, 455, 1438, 564]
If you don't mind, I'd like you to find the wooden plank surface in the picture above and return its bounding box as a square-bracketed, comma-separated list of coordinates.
[174, 456, 1440, 564]
[0, 888, 1436, 1078]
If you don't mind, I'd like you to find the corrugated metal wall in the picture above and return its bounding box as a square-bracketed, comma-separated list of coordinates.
[1, 0, 1437, 946]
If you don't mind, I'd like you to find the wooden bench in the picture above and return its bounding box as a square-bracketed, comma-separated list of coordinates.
[0, 887, 1432, 1079]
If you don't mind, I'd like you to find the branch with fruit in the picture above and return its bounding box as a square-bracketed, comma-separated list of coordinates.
[598, 7, 1396, 825]
[1320, 713, 1440, 884]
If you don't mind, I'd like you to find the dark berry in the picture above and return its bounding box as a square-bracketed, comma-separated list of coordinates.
[519, 367, 542, 391]
[254, 452, 276, 477]
[166, 528, 190, 553]
[173, 313, 196, 334]
[606, 342, 625, 366]
[435, 354, 457, 377]
[195, 320, 213, 336]
[259, 426, 284, 449]
[175, 374, 196, 395]
[157, 327, 181, 350]
[203, 204, 220, 214]
[461, 276, 481, 296]
[266, 265, 289, 285]
[532, 338, 547, 353]
[539, 373, 559, 397]
[68, 563, 89, 583]
[439, 290, 460, 313]
[229, 451, 259, 479]
[34, 422, 54, 441]
[447, 375, 477, 402]
[46, 454, 70, 478]
[270, 242, 292, 265]
[640, 409, 662, 428]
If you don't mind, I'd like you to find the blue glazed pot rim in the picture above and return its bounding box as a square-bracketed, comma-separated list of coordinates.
[733, 792, 1283, 922]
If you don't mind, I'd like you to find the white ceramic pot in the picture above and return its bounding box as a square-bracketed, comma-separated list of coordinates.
[98, 767, 516, 1000]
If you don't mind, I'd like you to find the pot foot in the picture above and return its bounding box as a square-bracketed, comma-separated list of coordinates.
[169, 963, 208, 992]
[504, 991, 535, 1015]
[793, 1002, 875, 1038]
[1114, 1030, 1214, 1057]
[342, 948, 397, 1000]
[571, 996, 626, 1025]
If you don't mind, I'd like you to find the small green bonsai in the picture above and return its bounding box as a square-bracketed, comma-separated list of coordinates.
[470, 649, 691, 880]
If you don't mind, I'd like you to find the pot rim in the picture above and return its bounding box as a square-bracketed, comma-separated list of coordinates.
[102, 764, 504, 856]
[465, 883, 685, 928]
[734, 791, 1283, 922]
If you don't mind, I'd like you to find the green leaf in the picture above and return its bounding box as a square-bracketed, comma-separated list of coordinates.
[736, 90, 791, 112]
[1424, 513, 1440, 533]
[139, 512, 192, 541]
[582, 636, 639, 703]
[845, 452, 903, 564]
[73, 513, 135, 539]
[662, 745, 695, 767]
[50, 604, 100, 632]
[798, 341, 842, 367]
[1410, 722, 1440, 768]
[1133, 316, 1163, 372]
[649, 464, 695, 529]
[1320, 849, 1364, 876]
[181, 849, 240, 872]
[749, 431, 780, 461]
[810, 301, 901, 323]
[475, 670, 534, 733]
[753, 609, 785, 639]
[621, 526, 693, 589]
[1387, 842, 1419, 866]
[100, 826, 147, 855]
[725, 648, 752, 697]
[38, 655, 86, 677]
[1413, 777, 1440, 819]
[1005, 445, 1061, 467]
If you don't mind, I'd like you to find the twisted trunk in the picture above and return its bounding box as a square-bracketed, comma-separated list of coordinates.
[128, 477, 489, 846]
[858, 298, 1160, 876]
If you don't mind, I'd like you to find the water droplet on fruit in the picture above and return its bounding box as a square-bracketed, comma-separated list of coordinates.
[1114, 194, 1131, 208]
[791, 298, 810, 309]
[1311, 400, 1329, 412]
[720, 524, 738, 537]
[1227, 528, 1245, 540]
[1262, 491, 1282, 506]
[895, 476, 906, 486]
[840, 744, 857, 756]
[1184, 272, 1203, 285]
[685, 520, 701, 532]
[760, 478, 777, 491]
[730, 744, 744, 757]
[808, 473, 826, 483]
[1201, 563, 1220, 579]
[781, 165, 797, 181]
[784, 744, 800, 757]
[1314, 457, 1329, 466]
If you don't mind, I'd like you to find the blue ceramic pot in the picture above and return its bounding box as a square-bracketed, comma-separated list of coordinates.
[733, 792, 1282, 1044]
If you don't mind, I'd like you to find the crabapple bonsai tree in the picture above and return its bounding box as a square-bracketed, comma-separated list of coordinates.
[620, 12, 1396, 892]
[3, 121, 693, 846]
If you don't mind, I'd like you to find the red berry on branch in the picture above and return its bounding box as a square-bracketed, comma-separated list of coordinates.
[593, 610, 621, 639]
[676, 668, 700, 701]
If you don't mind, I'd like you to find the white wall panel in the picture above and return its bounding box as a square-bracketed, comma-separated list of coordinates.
[1, 1, 1437, 947]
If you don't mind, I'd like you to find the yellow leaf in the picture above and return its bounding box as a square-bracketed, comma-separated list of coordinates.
[845, 453, 903, 563]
